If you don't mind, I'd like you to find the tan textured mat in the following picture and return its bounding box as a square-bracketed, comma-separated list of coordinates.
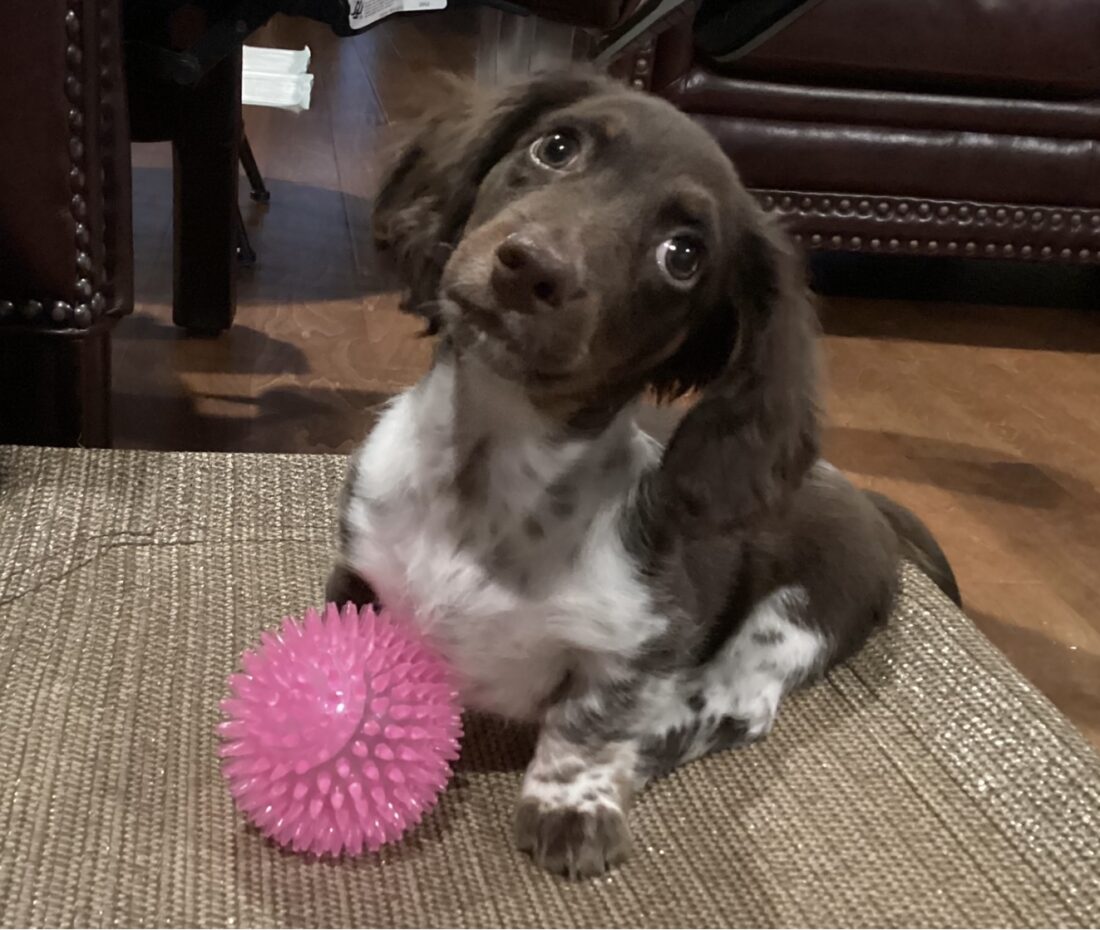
[1, 446, 1097, 927]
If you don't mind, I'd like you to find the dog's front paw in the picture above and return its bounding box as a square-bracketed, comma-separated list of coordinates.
[514, 798, 633, 879]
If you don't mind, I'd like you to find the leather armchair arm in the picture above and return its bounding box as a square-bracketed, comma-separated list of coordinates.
[0, 0, 132, 333]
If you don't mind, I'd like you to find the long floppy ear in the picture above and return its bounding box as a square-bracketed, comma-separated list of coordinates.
[655, 208, 821, 533]
[372, 72, 605, 327]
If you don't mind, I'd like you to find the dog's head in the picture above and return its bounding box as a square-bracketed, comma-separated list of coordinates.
[375, 72, 819, 525]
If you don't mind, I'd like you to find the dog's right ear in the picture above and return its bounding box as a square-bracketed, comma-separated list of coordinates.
[655, 207, 820, 535]
[372, 72, 604, 324]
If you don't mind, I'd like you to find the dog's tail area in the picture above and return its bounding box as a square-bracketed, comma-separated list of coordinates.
[865, 490, 962, 608]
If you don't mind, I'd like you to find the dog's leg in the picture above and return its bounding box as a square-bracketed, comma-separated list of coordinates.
[514, 693, 640, 879]
[324, 564, 379, 610]
[327, 446, 381, 610]
[637, 588, 828, 778]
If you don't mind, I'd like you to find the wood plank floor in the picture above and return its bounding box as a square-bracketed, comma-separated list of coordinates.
[115, 11, 1100, 747]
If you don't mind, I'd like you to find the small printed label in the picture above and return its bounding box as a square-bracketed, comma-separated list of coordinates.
[348, 0, 447, 30]
[349, 0, 400, 30]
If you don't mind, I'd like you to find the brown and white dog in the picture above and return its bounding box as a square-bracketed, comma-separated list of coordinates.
[328, 73, 960, 879]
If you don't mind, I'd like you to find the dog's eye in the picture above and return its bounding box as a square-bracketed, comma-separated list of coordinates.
[530, 131, 581, 170]
[657, 235, 705, 284]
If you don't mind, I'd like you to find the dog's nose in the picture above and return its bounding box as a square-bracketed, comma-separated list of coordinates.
[491, 233, 575, 310]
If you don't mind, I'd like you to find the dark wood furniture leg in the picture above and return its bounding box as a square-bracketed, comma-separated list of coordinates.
[0, 321, 113, 447]
[172, 46, 242, 334]
[240, 131, 270, 202]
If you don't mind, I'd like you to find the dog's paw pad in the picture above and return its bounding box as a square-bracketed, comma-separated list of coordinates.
[514, 798, 632, 879]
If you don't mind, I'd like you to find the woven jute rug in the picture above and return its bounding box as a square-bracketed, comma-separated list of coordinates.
[1, 446, 1097, 928]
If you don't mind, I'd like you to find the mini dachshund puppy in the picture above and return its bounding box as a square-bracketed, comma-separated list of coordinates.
[328, 72, 960, 879]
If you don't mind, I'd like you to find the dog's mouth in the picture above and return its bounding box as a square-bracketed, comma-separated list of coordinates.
[447, 292, 509, 336]
[442, 290, 582, 387]
[443, 290, 516, 345]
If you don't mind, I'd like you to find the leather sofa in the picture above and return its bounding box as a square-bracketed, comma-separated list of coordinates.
[0, 0, 133, 446]
[2, 0, 259, 446]
[638, 0, 1100, 265]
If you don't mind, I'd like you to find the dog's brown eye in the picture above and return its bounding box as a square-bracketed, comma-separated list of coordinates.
[657, 235, 704, 284]
[531, 131, 581, 170]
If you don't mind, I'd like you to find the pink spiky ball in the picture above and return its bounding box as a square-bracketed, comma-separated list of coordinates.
[219, 602, 463, 857]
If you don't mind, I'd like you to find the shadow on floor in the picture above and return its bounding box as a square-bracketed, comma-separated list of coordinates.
[132, 166, 399, 308]
[814, 252, 1100, 351]
[825, 425, 1096, 511]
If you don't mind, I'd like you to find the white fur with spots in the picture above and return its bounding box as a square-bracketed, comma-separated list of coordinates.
[622, 587, 826, 770]
[521, 734, 636, 815]
[699, 585, 825, 739]
[342, 355, 665, 721]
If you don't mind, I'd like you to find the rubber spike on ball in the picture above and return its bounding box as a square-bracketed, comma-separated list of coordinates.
[219, 603, 463, 856]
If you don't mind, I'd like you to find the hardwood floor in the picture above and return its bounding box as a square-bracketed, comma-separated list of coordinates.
[115, 12, 1100, 747]
[817, 298, 1100, 747]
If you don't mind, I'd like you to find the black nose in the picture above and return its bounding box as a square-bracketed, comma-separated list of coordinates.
[491, 233, 575, 310]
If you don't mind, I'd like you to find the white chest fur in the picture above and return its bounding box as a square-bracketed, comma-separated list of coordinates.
[342, 359, 666, 720]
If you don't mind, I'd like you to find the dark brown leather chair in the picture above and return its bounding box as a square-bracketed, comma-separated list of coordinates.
[2, 0, 267, 446]
[0, 0, 133, 447]
[640, 0, 1100, 265]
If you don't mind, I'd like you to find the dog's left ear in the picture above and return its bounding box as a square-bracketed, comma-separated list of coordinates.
[654, 207, 820, 533]
[372, 72, 604, 324]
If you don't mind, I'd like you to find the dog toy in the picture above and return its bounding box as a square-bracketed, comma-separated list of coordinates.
[219, 602, 462, 856]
